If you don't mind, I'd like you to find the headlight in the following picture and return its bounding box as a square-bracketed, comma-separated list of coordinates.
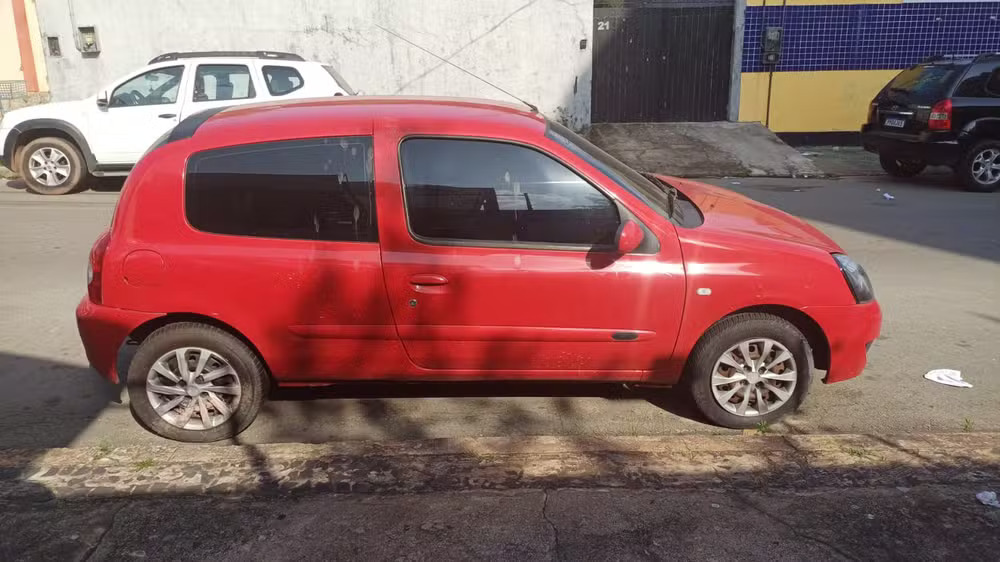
[833, 254, 874, 303]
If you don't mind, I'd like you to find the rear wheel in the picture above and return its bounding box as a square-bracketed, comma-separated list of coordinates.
[879, 153, 926, 178]
[959, 140, 1000, 192]
[18, 137, 86, 195]
[686, 314, 812, 429]
[127, 323, 266, 442]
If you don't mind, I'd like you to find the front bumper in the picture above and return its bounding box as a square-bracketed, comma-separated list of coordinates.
[0, 126, 11, 170]
[804, 301, 882, 384]
[860, 126, 962, 166]
[76, 296, 162, 383]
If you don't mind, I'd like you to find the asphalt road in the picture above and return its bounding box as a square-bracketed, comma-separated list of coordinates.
[0, 173, 998, 448]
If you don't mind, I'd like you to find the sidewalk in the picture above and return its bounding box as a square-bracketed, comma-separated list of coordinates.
[2, 433, 999, 560]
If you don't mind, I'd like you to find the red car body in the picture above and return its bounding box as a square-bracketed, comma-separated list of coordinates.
[77, 98, 880, 397]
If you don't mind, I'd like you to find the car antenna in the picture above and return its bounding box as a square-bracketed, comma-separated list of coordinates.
[375, 24, 539, 114]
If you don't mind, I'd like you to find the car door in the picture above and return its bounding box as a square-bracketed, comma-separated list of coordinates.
[179, 134, 407, 381]
[89, 64, 188, 164]
[180, 62, 262, 119]
[377, 133, 686, 378]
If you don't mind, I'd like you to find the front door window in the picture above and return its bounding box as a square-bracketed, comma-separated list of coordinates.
[109, 66, 184, 107]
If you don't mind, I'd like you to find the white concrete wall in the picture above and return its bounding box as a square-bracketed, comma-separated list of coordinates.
[34, 0, 593, 128]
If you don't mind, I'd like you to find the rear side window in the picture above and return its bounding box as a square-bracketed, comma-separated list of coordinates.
[263, 65, 304, 96]
[955, 63, 1000, 98]
[400, 138, 619, 247]
[988, 69, 1000, 97]
[886, 64, 964, 104]
[186, 137, 375, 242]
[194, 64, 255, 102]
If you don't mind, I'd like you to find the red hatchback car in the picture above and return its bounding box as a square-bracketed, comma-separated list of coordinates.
[77, 97, 881, 442]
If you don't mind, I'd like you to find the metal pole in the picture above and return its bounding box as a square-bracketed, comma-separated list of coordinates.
[727, 0, 746, 121]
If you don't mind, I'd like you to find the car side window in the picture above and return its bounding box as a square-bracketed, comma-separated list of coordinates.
[193, 64, 255, 102]
[263, 65, 304, 96]
[186, 137, 376, 242]
[109, 66, 184, 108]
[400, 138, 620, 247]
[986, 68, 1000, 97]
[954, 63, 997, 98]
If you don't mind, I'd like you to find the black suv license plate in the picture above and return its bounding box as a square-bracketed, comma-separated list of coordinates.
[884, 118, 906, 128]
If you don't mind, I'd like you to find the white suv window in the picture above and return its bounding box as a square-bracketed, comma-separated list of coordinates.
[263, 65, 304, 96]
[109, 66, 184, 107]
[193, 64, 255, 102]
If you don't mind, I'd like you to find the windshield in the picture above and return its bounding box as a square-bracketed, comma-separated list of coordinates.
[545, 120, 673, 219]
[886, 64, 965, 104]
[322, 65, 357, 95]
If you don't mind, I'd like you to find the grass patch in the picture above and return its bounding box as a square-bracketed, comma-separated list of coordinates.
[92, 441, 113, 459]
[133, 459, 155, 471]
[963, 418, 974, 432]
[755, 421, 771, 435]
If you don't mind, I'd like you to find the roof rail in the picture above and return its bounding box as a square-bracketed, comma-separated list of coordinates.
[972, 52, 1000, 63]
[920, 53, 979, 64]
[148, 51, 304, 64]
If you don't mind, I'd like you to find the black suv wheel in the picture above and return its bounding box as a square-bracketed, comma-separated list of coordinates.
[959, 140, 1000, 192]
[879, 153, 926, 178]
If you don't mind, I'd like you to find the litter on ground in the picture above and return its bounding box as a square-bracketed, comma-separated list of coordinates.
[976, 491, 1000, 508]
[882, 193, 895, 200]
[924, 369, 972, 388]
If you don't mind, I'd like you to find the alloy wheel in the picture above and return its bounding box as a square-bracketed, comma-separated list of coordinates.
[27, 147, 72, 187]
[146, 347, 242, 430]
[710, 338, 797, 417]
[971, 148, 1000, 185]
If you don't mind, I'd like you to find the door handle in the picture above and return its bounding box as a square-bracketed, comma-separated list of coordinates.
[409, 274, 449, 286]
[158, 113, 176, 119]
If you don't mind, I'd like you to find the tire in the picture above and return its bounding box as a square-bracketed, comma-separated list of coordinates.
[685, 313, 813, 429]
[127, 322, 266, 442]
[18, 137, 87, 195]
[958, 140, 1000, 193]
[878, 153, 926, 178]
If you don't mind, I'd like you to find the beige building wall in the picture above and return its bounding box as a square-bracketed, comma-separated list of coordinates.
[0, 0, 24, 82]
[25, 0, 48, 91]
[0, 0, 48, 90]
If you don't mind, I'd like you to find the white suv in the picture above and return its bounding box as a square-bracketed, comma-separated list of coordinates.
[0, 51, 355, 195]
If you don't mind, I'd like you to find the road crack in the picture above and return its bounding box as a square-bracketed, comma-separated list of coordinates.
[82, 501, 128, 561]
[541, 489, 562, 561]
[733, 492, 859, 561]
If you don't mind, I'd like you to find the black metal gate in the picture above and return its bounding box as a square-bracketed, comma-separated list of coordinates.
[592, 0, 735, 123]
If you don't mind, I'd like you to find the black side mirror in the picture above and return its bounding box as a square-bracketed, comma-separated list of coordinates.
[96, 92, 109, 108]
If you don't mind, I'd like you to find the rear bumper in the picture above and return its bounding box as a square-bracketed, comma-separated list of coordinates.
[860, 127, 962, 166]
[76, 296, 162, 383]
[804, 301, 882, 384]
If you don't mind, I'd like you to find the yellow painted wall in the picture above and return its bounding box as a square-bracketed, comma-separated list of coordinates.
[0, 1, 23, 82]
[738, 70, 901, 132]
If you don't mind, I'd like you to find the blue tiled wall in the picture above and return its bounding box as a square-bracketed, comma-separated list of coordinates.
[743, 2, 1000, 73]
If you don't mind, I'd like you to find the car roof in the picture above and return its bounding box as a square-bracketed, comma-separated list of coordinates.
[180, 96, 547, 149]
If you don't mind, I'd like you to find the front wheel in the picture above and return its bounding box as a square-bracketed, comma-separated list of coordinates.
[127, 323, 267, 442]
[959, 140, 1000, 192]
[18, 137, 86, 195]
[686, 313, 812, 429]
[878, 153, 926, 178]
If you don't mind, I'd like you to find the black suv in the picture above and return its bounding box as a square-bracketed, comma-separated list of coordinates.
[862, 53, 1000, 192]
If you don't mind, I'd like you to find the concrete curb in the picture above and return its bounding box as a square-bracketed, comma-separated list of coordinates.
[2, 433, 998, 500]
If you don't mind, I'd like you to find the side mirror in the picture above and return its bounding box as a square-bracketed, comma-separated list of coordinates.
[96, 92, 109, 108]
[615, 220, 644, 254]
